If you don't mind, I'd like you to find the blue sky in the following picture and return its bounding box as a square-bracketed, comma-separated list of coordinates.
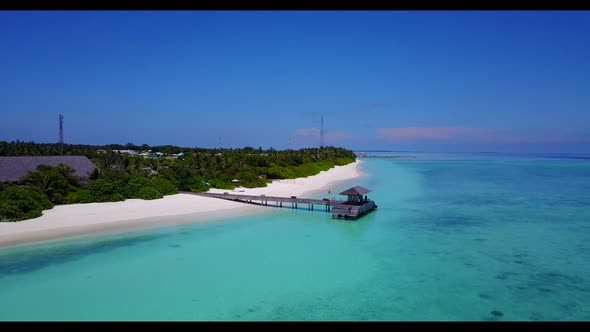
[1, 10, 589, 152]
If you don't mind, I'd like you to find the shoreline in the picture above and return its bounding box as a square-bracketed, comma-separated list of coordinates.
[0, 160, 364, 249]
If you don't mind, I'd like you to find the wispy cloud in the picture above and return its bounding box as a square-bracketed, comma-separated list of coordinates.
[361, 103, 386, 110]
[294, 128, 352, 141]
[376, 127, 590, 144]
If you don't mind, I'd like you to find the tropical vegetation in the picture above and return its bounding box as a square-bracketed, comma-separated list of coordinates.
[0, 141, 356, 222]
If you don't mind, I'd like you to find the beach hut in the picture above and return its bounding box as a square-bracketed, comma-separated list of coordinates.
[331, 186, 377, 220]
[339, 186, 370, 204]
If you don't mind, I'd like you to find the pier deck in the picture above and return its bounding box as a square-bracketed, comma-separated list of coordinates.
[185, 191, 338, 211]
[184, 191, 377, 219]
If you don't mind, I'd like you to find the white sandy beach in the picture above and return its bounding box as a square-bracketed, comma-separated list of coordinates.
[0, 160, 363, 248]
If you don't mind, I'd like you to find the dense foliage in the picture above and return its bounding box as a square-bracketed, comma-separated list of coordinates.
[18, 164, 80, 204]
[0, 183, 53, 222]
[0, 141, 357, 221]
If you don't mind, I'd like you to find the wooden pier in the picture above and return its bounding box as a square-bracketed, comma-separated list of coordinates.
[184, 186, 377, 220]
[187, 191, 337, 211]
[358, 153, 416, 159]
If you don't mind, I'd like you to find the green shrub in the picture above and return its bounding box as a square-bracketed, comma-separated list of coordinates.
[151, 177, 177, 195]
[189, 184, 209, 192]
[109, 193, 126, 202]
[0, 202, 22, 221]
[136, 187, 163, 200]
[158, 168, 179, 186]
[88, 179, 117, 201]
[64, 189, 94, 204]
[119, 176, 170, 199]
[207, 178, 234, 190]
[334, 157, 355, 166]
[0, 185, 53, 222]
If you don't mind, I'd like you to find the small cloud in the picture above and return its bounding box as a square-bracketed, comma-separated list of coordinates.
[361, 103, 386, 110]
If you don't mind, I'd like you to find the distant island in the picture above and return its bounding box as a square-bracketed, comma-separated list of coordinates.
[0, 141, 356, 222]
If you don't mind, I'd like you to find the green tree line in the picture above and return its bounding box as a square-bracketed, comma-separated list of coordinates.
[0, 141, 356, 222]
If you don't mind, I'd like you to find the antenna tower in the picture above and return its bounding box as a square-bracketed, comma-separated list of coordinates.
[59, 114, 64, 145]
[59, 114, 64, 154]
[320, 114, 325, 147]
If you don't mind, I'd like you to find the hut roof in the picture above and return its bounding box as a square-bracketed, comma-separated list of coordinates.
[339, 186, 370, 196]
[0, 156, 97, 183]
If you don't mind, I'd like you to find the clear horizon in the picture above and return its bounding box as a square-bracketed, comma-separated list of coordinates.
[1, 11, 589, 153]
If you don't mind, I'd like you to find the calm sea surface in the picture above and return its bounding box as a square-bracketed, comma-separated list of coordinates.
[1, 152, 589, 321]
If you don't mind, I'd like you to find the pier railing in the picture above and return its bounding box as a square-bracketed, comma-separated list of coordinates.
[183, 191, 344, 212]
[182, 191, 377, 219]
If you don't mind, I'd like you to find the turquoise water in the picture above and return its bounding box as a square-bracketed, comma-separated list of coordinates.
[1, 153, 589, 321]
